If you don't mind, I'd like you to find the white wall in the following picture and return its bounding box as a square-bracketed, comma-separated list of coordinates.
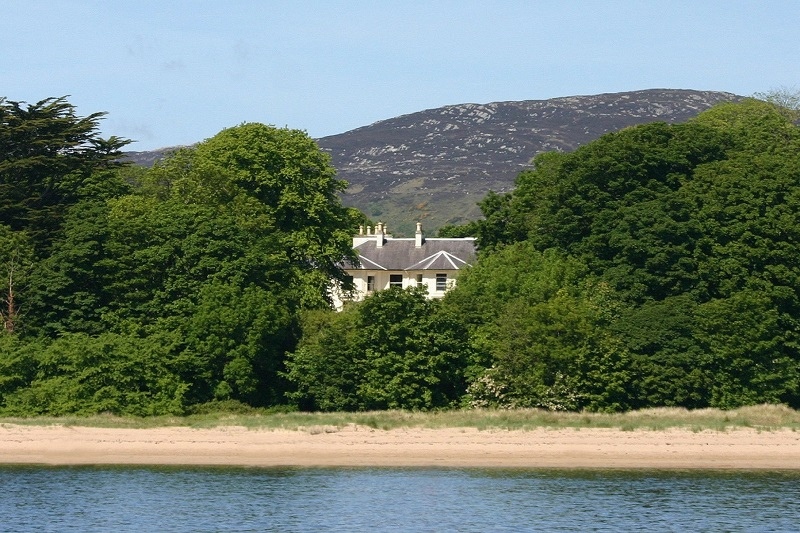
[330, 270, 458, 311]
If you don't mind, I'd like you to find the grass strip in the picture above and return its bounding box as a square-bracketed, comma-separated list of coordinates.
[1, 404, 799, 432]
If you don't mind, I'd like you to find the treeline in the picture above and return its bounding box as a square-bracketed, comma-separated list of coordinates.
[1, 96, 799, 415]
[0, 96, 360, 415]
[442, 98, 800, 410]
[289, 97, 800, 412]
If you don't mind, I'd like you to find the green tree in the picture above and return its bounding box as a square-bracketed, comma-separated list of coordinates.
[171, 281, 294, 406]
[0, 120, 361, 414]
[285, 287, 475, 411]
[0, 96, 130, 252]
[695, 291, 799, 408]
[35, 122, 357, 330]
[25, 198, 120, 335]
[284, 307, 363, 411]
[0, 334, 43, 406]
[442, 243, 591, 330]
[611, 296, 708, 408]
[463, 99, 800, 410]
[0, 225, 34, 334]
[472, 190, 527, 252]
[355, 287, 472, 410]
[190, 123, 358, 305]
[0, 331, 187, 416]
[94, 124, 357, 407]
[445, 243, 636, 411]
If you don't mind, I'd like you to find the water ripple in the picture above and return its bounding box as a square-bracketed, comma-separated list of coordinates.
[1, 467, 798, 532]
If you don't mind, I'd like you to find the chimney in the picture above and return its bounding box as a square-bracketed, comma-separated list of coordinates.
[353, 225, 371, 247]
[415, 222, 424, 248]
[376, 222, 384, 248]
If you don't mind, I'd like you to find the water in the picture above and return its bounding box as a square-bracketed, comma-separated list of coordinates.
[1, 467, 798, 532]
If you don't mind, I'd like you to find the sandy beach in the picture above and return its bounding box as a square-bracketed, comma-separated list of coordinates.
[1, 424, 799, 469]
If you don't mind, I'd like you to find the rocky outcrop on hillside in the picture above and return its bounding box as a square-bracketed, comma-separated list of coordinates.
[316, 89, 740, 233]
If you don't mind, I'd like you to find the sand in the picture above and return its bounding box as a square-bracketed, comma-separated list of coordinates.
[1, 424, 799, 469]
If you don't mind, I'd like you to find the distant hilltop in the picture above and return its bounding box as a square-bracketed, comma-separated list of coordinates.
[126, 89, 742, 234]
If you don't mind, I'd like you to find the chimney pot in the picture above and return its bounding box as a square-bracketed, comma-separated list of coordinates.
[376, 221, 384, 247]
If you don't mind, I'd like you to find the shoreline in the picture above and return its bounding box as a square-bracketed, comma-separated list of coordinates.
[2, 424, 800, 469]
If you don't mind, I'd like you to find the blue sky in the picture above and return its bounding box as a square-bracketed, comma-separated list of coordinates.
[3, 1, 798, 151]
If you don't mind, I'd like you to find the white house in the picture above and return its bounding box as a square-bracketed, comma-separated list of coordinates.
[331, 222, 477, 310]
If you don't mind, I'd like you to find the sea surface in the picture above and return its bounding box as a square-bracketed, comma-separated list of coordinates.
[1, 466, 798, 532]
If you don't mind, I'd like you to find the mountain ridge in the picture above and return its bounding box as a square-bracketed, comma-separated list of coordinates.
[317, 89, 740, 234]
[126, 89, 742, 235]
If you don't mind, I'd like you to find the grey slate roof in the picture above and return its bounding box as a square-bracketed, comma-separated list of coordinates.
[350, 238, 477, 271]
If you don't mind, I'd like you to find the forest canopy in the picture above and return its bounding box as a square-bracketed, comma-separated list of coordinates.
[461, 98, 800, 410]
[1, 96, 799, 415]
[1, 100, 358, 415]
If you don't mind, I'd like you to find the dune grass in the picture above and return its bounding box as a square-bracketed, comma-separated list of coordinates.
[1, 404, 799, 432]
